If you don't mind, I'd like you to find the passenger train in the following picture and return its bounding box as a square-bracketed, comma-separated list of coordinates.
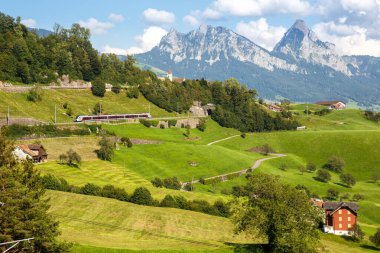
[74, 113, 152, 122]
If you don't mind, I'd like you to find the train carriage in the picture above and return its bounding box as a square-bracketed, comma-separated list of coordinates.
[75, 113, 151, 122]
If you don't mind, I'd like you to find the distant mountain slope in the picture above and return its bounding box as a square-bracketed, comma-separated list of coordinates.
[28, 28, 53, 37]
[136, 20, 380, 106]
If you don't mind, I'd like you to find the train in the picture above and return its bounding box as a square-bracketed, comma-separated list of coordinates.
[74, 113, 152, 122]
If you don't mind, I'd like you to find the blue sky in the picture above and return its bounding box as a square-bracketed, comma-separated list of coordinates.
[2, 0, 380, 56]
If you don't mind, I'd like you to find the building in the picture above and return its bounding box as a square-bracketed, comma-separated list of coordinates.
[323, 201, 358, 236]
[268, 104, 282, 112]
[13, 144, 48, 163]
[166, 70, 173, 82]
[316, 101, 346, 110]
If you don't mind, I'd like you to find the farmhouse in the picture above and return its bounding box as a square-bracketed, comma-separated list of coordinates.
[13, 144, 48, 163]
[323, 201, 358, 236]
[268, 104, 282, 112]
[316, 100, 346, 110]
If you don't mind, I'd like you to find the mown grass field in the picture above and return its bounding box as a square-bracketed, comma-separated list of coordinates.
[46, 191, 253, 251]
[0, 89, 174, 122]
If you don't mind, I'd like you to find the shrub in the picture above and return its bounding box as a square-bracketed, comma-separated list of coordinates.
[213, 200, 230, 217]
[27, 86, 43, 102]
[129, 187, 154, 206]
[97, 137, 114, 161]
[160, 195, 178, 208]
[183, 182, 193, 191]
[111, 84, 121, 94]
[93, 103, 102, 115]
[199, 177, 205, 185]
[295, 184, 311, 197]
[299, 165, 307, 175]
[63, 102, 69, 109]
[121, 137, 133, 148]
[197, 118, 207, 132]
[151, 177, 163, 188]
[101, 185, 128, 201]
[340, 173, 356, 187]
[126, 86, 139, 99]
[59, 149, 81, 167]
[173, 195, 190, 210]
[241, 132, 246, 138]
[150, 120, 159, 127]
[352, 194, 364, 201]
[349, 224, 364, 242]
[324, 156, 345, 173]
[168, 120, 177, 127]
[91, 79, 106, 97]
[326, 188, 339, 200]
[140, 119, 151, 128]
[306, 162, 316, 172]
[370, 229, 380, 247]
[159, 123, 165, 129]
[80, 183, 101, 196]
[163, 177, 181, 190]
[316, 169, 331, 182]
[314, 108, 331, 116]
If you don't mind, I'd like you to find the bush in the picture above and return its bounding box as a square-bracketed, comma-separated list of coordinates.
[126, 86, 139, 99]
[129, 187, 154, 206]
[151, 177, 163, 188]
[140, 119, 151, 128]
[150, 120, 159, 127]
[168, 120, 177, 127]
[27, 86, 43, 102]
[213, 200, 230, 217]
[101, 185, 128, 201]
[159, 123, 165, 129]
[306, 162, 316, 172]
[160, 195, 178, 208]
[326, 188, 339, 200]
[197, 118, 207, 132]
[59, 149, 81, 167]
[97, 137, 114, 161]
[183, 182, 194, 191]
[111, 84, 121, 94]
[349, 224, 364, 242]
[93, 102, 102, 115]
[199, 177, 205, 185]
[314, 108, 331, 116]
[340, 173, 356, 187]
[91, 79, 106, 97]
[121, 137, 133, 148]
[163, 177, 181, 190]
[80, 183, 101, 196]
[324, 156, 345, 173]
[370, 229, 380, 247]
[63, 102, 69, 109]
[352, 194, 364, 201]
[316, 169, 331, 182]
[241, 132, 246, 138]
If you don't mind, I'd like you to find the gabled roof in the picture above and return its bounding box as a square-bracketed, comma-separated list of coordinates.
[323, 201, 359, 215]
[316, 101, 345, 106]
[17, 145, 36, 157]
[16, 144, 47, 157]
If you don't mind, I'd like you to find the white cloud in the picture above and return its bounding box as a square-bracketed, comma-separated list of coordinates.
[212, 0, 312, 16]
[143, 8, 175, 25]
[183, 15, 200, 26]
[340, 0, 377, 12]
[313, 21, 380, 56]
[202, 8, 223, 20]
[21, 18, 37, 28]
[79, 18, 114, 35]
[103, 45, 130, 55]
[236, 18, 286, 50]
[108, 13, 124, 23]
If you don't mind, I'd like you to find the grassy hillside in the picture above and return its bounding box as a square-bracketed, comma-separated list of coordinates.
[0, 89, 174, 123]
[46, 191, 253, 251]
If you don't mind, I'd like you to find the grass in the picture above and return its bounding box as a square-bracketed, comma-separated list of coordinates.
[46, 191, 253, 251]
[0, 89, 174, 122]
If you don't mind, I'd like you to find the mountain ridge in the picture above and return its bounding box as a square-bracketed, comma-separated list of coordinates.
[136, 20, 380, 106]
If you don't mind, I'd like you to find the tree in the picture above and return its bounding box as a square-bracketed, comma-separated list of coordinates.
[232, 173, 320, 253]
[370, 229, 380, 247]
[372, 172, 380, 183]
[0, 132, 70, 252]
[326, 188, 339, 200]
[129, 187, 154, 206]
[97, 137, 114, 161]
[316, 169, 331, 182]
[306, 162, 316, 172]
[59, 149, 81, 167]
[324, 156, 345, 173]
[340, 173, 356, 187]
[93, 102, 102, 115]
[299, 165, 307, 175]
[126, 86, 139, 99]
[91, 79, 105, 97]
[197, 118, 207, 132]
[349, 224, 364, 242]
[120, 137, 133, 148]
[27, 86, 43, 102]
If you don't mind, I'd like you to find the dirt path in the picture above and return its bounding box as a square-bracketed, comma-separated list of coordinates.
[181, 153, 286, 189]
[207, 135, 240, 146]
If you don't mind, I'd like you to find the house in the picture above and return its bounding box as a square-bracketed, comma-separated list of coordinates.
[268, 104, 282, 112]
[13, 144, 48, 163]
[165, 70, 185, 83]
[166, 70, 173, 81]
[316, 101, 346, 110]
[323, 201, 359, 236]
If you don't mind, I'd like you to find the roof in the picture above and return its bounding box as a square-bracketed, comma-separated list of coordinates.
[269, 104, 281, 109]
[316, 101, 345, 106]
[17, 145, 37, 157]
[168, 69, 172, 74]
[323, 201, 359, 214]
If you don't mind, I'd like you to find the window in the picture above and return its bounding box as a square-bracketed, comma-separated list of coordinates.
[339, 223, 342, 229]
[339, 217, 342, 221]
[348, 224, 352, 228]
[338, 210, 342, 214]
[348, 217, 351, 222]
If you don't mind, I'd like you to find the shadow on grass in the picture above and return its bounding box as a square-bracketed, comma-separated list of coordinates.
[224, 242, 267, 253]
[334, 182, 351, 188]
[360, 245, 380, 251]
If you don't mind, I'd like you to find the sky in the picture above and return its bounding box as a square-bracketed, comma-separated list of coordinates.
[2, 0, 380, 57]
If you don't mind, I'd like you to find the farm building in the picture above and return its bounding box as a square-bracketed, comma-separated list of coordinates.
[316, 101, 346, 110]
[268, 104, 282, 112]
[323, 201, 358, 236]
[13, 144, 48, 163]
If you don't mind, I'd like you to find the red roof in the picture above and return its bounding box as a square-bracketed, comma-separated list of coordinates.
[168, 70, 172, 74]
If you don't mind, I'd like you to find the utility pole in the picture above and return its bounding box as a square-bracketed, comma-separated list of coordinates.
[54, 104, 57, 124]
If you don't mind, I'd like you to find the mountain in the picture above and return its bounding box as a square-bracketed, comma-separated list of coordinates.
[136, 21, 380, 107]
[28, 28, 53, 37]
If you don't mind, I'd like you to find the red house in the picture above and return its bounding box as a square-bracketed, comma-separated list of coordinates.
[323, 201, 358, 235]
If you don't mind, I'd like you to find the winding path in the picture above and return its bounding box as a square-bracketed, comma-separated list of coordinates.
[181, 153, 287, 189]
[206, 135, 240, 146]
